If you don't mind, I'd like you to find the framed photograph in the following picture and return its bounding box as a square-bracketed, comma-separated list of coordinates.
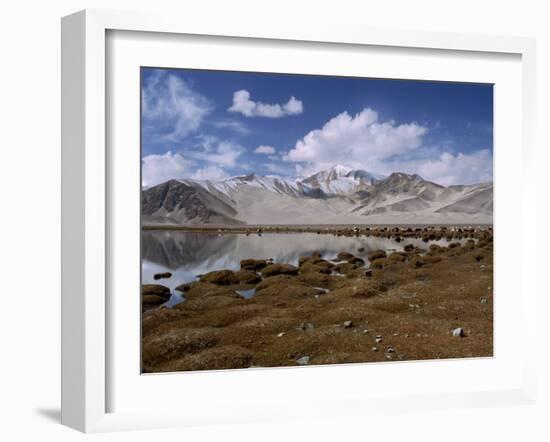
[61, 9, 537, 432]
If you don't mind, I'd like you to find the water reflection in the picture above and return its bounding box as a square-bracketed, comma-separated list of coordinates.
[142, 231, 460, 307]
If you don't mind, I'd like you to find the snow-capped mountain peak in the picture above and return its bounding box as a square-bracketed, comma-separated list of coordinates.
[301, 165, 381, 195]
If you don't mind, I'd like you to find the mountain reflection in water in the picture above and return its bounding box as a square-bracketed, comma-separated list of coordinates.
[141, 231, 458, 296]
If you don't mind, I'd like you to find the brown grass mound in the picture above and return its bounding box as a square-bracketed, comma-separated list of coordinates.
[200, 270, 239, 285]
[142, 327, 222, 370]
[234, 270, 262, 284]
[261, 264, 299, 277]
[240, 259, 268, 271]
[368, 250, 387, 261]
[154, 345, 254, 372]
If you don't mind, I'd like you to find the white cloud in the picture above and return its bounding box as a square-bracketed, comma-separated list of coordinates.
[228, 90, 303, 118]
[142, 70, 211, 141]
[381, 149, 493, 186]
[191, 165, 230, 181]
[186, 138, 244, 167]
[265, 163, 288, 175]
[210, 118, 250, 134]
[254, 145, 276, 155]
[285, 108, 427, 170]
[284, 107, 491, 185]
[142, 151, 192, 187]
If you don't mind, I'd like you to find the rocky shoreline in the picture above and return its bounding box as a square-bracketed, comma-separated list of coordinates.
[141, 226, 493, 373]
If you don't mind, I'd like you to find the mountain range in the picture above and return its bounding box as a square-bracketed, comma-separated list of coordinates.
[142, 165, 493, 225]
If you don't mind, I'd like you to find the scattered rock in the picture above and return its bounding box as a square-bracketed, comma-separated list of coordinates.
[480, 298, 488, 304]
[375, 337, 383, 343]
[372, 347, 378, 352]
[343, 320, 353, 328]
[386, 347, 395, 353]
[153, 272, 172, 280]
[296, 356, 310, 365]
[299, 322, 315, 331]
[452, 327, 465, 337]
[277, 332, 286, 337]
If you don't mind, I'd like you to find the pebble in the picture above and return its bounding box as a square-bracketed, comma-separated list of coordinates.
[480, 298, 488, 304]
[343, 320, 353, 328]
[299, 322, 315, 331]
[363, 329, 369, 334]
[375, 337, 383, 343]
[386, 347, 395, 353]
[296, 356, 310, 365]
[372, 347, 378, 352]
[452, 327, 465, 337]
[386, 354, 393, 360]
[277, 332, 286, 337]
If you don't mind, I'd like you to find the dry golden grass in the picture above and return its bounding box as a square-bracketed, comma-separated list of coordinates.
[142, 233, 493, 372]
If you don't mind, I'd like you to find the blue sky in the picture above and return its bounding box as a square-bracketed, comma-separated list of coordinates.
[141, 67, 493, 187]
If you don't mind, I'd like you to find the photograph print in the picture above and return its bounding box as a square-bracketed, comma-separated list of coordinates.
[141, 67, 493, 373]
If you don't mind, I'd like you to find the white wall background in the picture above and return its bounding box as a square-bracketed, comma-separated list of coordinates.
[0, 1, 547, 440]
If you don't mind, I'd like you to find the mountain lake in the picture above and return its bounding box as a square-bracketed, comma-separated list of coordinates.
[142, 230, 468, 308]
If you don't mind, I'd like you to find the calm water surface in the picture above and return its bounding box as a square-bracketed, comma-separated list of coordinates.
[142, 231, 463, 307]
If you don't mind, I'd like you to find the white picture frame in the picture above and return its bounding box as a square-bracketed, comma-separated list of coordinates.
[61, 9, 537, 433]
